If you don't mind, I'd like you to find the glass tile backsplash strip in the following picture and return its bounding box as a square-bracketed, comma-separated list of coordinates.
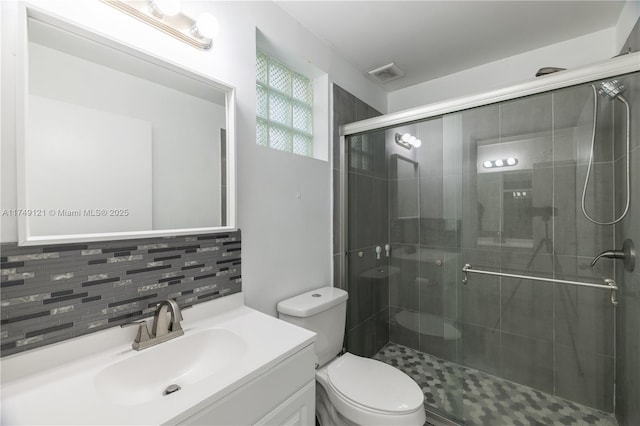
[0, 231, 241, 356]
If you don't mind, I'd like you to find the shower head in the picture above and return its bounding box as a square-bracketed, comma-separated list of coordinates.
[597, 79, 625, 100]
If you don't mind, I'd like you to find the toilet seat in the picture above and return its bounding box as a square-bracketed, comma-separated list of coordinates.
[327, 353, 424, 413]
[317, 353, 425, 425]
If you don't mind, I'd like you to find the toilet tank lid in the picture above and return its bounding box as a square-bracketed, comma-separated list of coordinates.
[277, 287, 348, 317]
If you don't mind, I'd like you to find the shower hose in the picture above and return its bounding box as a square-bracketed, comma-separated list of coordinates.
[581, 85, 631, 225]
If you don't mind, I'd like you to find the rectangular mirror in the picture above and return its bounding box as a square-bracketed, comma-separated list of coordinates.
[391, 153, 420, 220]
[17, 7, 236, 245]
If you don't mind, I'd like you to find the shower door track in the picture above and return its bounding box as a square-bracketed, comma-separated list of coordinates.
[462, 263, 619, 305]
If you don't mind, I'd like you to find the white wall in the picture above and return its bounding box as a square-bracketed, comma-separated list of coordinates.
[27, 94, 153, 235]
[0, 1, 387, 316]
[388, 27, 618, 112]
[28, 42, 225, 231]
[616, 0, 640, 52]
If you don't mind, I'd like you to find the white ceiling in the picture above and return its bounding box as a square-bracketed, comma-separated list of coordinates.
[274, 1, 627, 92]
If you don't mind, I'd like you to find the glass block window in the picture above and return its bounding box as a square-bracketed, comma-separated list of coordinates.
[256, 50, 313, 156]
[349, 134, 373, 172]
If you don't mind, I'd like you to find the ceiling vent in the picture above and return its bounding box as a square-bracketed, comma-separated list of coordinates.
[368, 62, 405, 83]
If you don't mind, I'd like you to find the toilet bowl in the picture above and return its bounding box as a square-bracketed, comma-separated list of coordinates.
[316, 353, 425, 425]
[277, 287, 426, 426]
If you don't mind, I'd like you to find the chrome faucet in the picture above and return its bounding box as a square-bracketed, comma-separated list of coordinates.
[125, 299, 185, 351]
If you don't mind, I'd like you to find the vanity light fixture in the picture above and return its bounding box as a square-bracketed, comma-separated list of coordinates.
[102, 0, 218, 50]
[149, 0, 180, 18]
[395, 133, 422, 150]
[483, 157, 519, 169]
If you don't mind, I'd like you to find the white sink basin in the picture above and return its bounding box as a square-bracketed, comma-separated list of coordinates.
[94, 329, 248, 406]
[1, 294, 316, 425]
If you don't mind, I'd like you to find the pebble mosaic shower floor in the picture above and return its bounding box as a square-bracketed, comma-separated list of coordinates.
[373, 343, 617, 426]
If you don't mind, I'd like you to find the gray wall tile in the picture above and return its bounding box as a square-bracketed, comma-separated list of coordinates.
[500, 332, 554, 394]
[347, 315, 376, 358]
[389, 306, 419, 350]
[461, 323, 500, 376]
[555, 343, 614, 412]
[500, 278, 553, 341]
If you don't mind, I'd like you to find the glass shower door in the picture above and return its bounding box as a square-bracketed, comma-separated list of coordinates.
[342, 68, 638, 426]
[344, 130, 391, 358]
[345, 117, 465, 422]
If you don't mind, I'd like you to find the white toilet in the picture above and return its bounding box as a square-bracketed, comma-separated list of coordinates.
[277, 287, 426, 426]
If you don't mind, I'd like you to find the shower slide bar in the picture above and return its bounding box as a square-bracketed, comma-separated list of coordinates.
[462, 264, 618, 306]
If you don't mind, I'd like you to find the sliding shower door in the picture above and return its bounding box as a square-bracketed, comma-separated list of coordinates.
[345, 116, 465, 421]
[456, 88, 617, 424]
[343, 69, 638, 425]
[344, 129, 391, 357]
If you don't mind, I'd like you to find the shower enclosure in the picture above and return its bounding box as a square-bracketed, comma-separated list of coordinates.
[338, 54, 639, 425]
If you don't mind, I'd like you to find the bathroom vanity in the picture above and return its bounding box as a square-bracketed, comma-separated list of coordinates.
[1, 293, 317, 425]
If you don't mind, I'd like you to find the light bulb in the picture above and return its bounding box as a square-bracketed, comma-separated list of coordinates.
[409, 136, 417, 145]
[401, 133, 412, 143]
[412, 139, 422, 148]
[507, 157, 517, 166]
[495, 159, 504, 167]
[193, 13, 219, 40]
[483, 160, 493, 168]
[150, 0, 181, 17]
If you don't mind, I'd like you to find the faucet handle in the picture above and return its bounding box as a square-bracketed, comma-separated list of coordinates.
[120, 319, 148, 329]
[125, 321, 152, 350]
[135, 322, 151, 343]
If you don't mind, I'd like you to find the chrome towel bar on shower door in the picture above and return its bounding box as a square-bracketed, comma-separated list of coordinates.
[462, 264, 619, 305]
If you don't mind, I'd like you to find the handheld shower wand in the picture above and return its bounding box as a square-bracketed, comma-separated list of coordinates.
[581, 79, 631, 225]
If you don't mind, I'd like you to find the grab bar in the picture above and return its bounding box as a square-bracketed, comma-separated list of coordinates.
[462, 263, 619, 305]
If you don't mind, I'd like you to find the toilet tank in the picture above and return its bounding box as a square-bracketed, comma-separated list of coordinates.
[277, 287, 348, 367]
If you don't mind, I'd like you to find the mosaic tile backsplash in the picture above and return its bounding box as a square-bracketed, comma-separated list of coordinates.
[0, 231, 241, 357]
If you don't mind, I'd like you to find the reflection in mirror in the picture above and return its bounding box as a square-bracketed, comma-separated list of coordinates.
[391, 154, 420, 219]
[475, 132, 557, 248]
[22, 14, 232, 243]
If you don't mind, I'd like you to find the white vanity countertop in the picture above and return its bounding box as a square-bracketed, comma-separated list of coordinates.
[0, 293, 316, 425]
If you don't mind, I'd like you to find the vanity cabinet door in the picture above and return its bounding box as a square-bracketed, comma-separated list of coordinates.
[255, 380, 315, 426]
[177, 345, 315, 425]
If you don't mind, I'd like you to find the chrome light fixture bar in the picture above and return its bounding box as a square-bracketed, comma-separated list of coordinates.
[395, 132, 422, 149]
[483, 157, 518, 168]
[102, 0, 217, 50]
